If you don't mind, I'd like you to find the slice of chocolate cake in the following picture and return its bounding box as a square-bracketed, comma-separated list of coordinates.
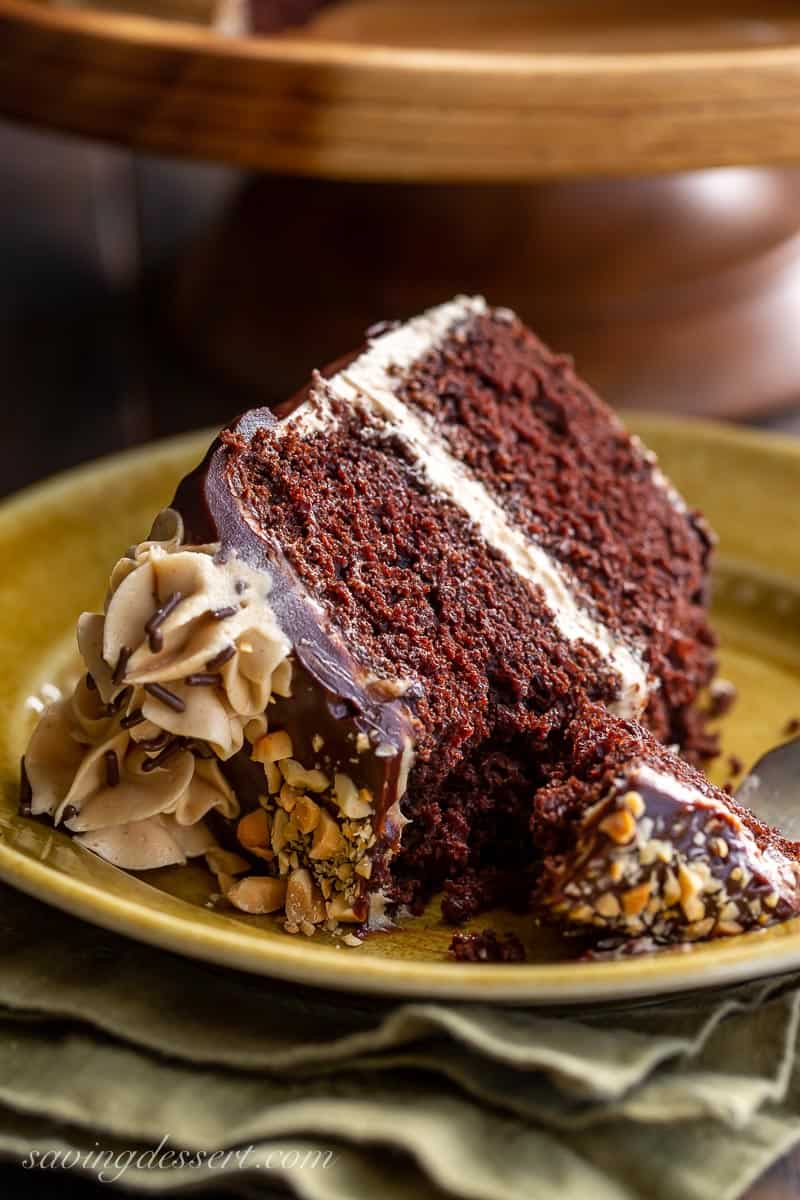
[22, 297, 800, 946]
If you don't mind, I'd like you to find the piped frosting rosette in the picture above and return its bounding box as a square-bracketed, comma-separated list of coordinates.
[24, 509, 293, 869]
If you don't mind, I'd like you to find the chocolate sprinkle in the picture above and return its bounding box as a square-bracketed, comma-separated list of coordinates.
[186, 673, 221, 687]
[205, 643, 236, 671]
[142, 738, 185, 773]
[234, 580, 248, 595]
[104, 749, 120, 787]
[784, 717, 800, 736]
[62, 803, 78, 822]
[120, 708, 145, 729]
[144, 683, 186, 713]
[145, 591, 184, 653]
[18, 758, 32, 816]
[210, 606, 237, 620]
[112, 646, 130, 686]
[108, 685, 132, 715]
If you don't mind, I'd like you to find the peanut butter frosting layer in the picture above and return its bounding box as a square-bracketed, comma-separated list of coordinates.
[25, 509, 292, 870]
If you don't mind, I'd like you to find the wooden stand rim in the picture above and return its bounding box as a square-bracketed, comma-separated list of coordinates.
[5, 0, 800, 179]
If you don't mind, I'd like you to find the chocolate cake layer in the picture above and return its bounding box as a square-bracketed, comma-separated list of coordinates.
[173, 388, 621, 920]
[186, 397, 619, 781]
[394, 309, 718, 757]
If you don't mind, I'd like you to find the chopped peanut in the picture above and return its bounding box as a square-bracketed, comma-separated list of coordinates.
[678, 861, 706, 923]
[285, 868, 326, 925]
[237, 808, 270, 849]
[280, 759, 330, 793]
[595, 892, 621, 918]
[252, 730, 293, 764]
[277, 783, 300, 812]
[598, 807, 636, 845]
[715, 919, 744, 936]
[227, 875, 287, 914]
[309, 808, 345, 860]
[294, 795, 321, 834]
[264, 761, 282, 794]
[271, 808, 297, 853]
[568, 904, 595, 923]
[621, 790, 645, 818]
[622, 880, 651, 917]
[333, 773, 374, 818]
[326, 894, 360, 922]
[663, 868, 681, 908]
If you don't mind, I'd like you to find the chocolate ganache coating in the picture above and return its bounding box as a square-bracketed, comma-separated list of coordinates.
[172, 408, 417, 913]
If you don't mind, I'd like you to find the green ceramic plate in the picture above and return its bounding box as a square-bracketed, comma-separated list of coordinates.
[1, 416, 800, 1003]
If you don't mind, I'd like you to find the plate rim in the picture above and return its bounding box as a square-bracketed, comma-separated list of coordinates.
[3, 414, 800, 1003]
[3, 835, 800, 1003]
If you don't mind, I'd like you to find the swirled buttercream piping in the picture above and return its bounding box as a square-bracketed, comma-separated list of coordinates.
[23, 508, 294, 870]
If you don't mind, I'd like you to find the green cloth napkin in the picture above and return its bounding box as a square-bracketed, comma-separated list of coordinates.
[0, 882, 798, 1200]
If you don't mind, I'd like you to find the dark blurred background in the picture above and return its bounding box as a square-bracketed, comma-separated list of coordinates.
[6, 116, 800, 502]
[0, 119, 241, 496]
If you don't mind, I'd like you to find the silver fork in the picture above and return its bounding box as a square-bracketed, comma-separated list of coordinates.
[735, 737, 800, 841]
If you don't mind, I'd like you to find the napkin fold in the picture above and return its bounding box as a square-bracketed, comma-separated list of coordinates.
[0, 882, 798, 1200]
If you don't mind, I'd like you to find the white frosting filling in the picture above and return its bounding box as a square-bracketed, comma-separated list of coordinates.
[287, 296, 650, 718]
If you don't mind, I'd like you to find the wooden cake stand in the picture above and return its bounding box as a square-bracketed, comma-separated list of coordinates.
[4, 0, 800, 416]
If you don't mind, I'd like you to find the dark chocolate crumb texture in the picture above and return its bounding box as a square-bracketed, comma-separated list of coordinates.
[449, 930, 526, 964]
[22, 297, 800, 947]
